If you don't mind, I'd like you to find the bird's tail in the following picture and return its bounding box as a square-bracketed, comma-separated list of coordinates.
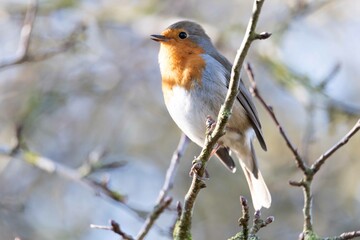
[240, 162, 271, 210]
[235, 142, 271, 210]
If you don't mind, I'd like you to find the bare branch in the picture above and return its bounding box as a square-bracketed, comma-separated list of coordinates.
[0, 125, 127, 203]
[136, 197, 173, 240]
[246, 62, 308, 173]
[90, 220, 134, 240]
[247, 62, 360, 238]
[0, 0, 37, 68]
[128, 134, 189, 240]
[229, 196, 274, 240]
[337, 231, 360, 240]
[250, 210, 274, 235]
[311, 119, 360, 174]
[317, 63, 341, 90]
[239, 196, 250, 239]
[0, 1, 85, 70]
[156, 133, 189, 204]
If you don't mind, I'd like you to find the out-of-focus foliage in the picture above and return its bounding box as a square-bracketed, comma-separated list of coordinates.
[0, 0, 359, 240]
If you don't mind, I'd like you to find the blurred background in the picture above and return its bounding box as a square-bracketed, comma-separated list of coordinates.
[0, 0, 359, 239]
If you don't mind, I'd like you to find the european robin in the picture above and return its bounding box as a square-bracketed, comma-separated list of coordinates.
[151, 20, 271, 210]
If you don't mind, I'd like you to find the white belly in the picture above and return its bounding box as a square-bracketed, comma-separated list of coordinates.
[162, 54, 249, 148]
[164, 85, 212, 147]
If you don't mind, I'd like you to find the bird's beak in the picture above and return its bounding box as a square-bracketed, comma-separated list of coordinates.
[151, 34, 168, 42]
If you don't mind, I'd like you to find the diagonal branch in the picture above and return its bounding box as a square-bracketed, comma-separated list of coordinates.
[246, 63, 308, 173]
[0, 0, 38, 68]
[247, 62, 360, 239]
[136, 134, 189, 240]
[156, 133, 189, 205]
[311, 119, 360, 174]
[0, 0, 85, 70]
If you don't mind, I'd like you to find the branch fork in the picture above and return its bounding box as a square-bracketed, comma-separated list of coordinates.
[246, 62, 360, 240]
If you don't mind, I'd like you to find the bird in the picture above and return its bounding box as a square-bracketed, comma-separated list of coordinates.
[151, 20, 271, 210]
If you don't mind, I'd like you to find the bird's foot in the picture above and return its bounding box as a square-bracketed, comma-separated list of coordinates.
[206, 115, 217, 135]
[189, 158, 209, 180]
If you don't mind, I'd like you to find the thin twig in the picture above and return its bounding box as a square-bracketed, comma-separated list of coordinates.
[134, 134, 189, 240]
[247, 63, 360, 239]
[250, 210, 274, 235]
[173, 1, 268, 239]
[0, 0, 37, 68]
[156, 133, 189, 204]
[337, 231, 360, 240]
[0, 125, 128, 203]
[0, 1, 85, 70]
[229, 196, 274, 240]
[239, 196, 250, 239]
[136, 197, 173, 240]
[90, 220, 134, 240]
[246, 63, 308, 173]
[317, 63, 341, 90]
[311, 119, 360, 174]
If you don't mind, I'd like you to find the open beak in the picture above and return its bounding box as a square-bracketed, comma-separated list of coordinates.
[150, 34, 168, 42]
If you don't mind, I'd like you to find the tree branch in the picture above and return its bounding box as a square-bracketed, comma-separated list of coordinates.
[247, 63, 360, 239]
[311, 119, 360, 174]
[228, 196, 274, 240]
[0, 0, 38, 69]
[173, 1, 269, 239]
[239, 196, 250, 239]
[0, 0, 85, 70]
[156, 133, 189, 204]
[246, 63, 308, 173]
[136, 197, 173, 240]
[90, 220, 135, 240]
[135, 133, 189, 239]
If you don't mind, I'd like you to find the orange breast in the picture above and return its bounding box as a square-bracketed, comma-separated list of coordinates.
[159, 40, 206, 92]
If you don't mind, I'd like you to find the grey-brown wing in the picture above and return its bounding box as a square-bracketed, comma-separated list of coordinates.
[210, 51, 267, 151]
[237, 81, 267, 151]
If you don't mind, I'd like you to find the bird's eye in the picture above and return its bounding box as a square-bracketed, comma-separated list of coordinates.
[178, 32, 188, 39]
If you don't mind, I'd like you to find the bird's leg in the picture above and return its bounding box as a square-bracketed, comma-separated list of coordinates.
[189, 116, 224, 180]
[189, 157, 210, 180]
[211, 142, 223, 157]
[206, 115, 223, 156]
[206, 115, 217, 136]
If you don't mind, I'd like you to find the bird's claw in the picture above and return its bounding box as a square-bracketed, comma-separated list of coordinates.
[206, 115, 216, 134]
[189, 159, 209, 180]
